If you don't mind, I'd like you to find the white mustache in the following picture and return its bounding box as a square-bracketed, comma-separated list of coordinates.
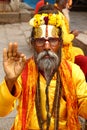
[37, 50, 59, 63]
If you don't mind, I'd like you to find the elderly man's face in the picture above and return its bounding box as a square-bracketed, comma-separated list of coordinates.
[32, 25, 62, 82]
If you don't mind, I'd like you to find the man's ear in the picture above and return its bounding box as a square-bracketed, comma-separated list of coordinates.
[29, 36, 34, 44]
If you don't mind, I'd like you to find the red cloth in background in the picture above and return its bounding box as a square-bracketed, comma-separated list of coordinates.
[35, 0, 44, 14]
[75, 55, 87, 81]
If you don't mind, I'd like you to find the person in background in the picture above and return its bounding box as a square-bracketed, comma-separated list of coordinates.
[62, 0, 72, 22]
[54, 0, 84, 62]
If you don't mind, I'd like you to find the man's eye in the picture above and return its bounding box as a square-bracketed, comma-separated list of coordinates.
[36, 39, 41, 43]
[49, 38, 58, 43]
[36, 39, 44, 43]
[39, 40, 44, 43]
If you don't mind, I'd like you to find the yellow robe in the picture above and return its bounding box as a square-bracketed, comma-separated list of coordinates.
[0, 60, 87, 130]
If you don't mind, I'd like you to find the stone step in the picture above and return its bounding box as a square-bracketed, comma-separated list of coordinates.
[0, 9, 34, 24]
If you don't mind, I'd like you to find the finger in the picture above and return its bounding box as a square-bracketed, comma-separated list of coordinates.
[12, 42, 18, 57]
[21, 56, 26, 68]
[3, 48, 8, 61]
[21, 54, 26, 62]
[14, 52, 23, 60]
[19, 54, 26, 62]
[12, 53, 26, 62]
[19, 54, 26, 68]
[8, 42, 13, 57]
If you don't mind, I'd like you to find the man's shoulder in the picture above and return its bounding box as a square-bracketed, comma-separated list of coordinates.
[61, 59, 80, 68]
[66, 60, 79, 67]
[61, 59, 82, 74]
[65, 60, 85, 77]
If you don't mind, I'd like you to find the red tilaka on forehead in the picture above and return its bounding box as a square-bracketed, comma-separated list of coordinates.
[46, 25, 48, 37]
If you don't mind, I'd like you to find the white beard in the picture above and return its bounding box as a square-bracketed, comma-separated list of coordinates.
[34, 50, 61, 83]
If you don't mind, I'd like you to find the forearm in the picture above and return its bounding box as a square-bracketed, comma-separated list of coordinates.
[0, 77, 22, 117]
[5, 76, 17, 95]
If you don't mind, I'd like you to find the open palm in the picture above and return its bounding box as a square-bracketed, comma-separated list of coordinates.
[3, 42, 26, 80]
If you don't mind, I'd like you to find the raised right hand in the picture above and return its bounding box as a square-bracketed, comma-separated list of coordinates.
[3, 42, 26, 81]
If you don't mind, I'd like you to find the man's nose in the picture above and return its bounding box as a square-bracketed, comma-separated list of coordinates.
[44, 41, 51, 50]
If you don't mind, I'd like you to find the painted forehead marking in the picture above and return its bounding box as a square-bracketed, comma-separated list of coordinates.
[34, 25, 59, 38]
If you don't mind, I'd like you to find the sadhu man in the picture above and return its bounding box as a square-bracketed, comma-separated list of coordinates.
[0, 3, 87, 130]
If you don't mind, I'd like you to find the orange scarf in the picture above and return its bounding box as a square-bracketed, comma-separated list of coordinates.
[21, 57, 80, 130]
[59, 60, 80, 130]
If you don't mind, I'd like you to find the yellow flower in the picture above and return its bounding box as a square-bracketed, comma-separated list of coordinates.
[56, 14, 62, 27]
[42, 13, 48, 17]
[29, 13, 63, 27]
[48, 14, 56, 25]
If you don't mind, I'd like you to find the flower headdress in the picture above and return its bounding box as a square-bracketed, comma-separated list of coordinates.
[29, 11, 74, 44]
[30, 13, 61, 27]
